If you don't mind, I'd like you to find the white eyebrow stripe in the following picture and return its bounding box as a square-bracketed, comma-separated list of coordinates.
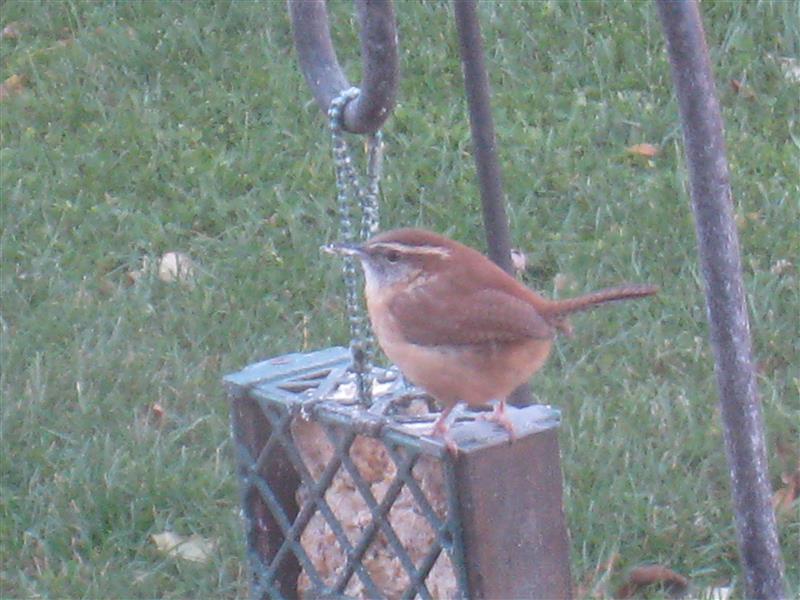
[369, 242, 451, 257]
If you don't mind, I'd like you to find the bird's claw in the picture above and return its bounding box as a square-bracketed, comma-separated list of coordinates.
[478, 401, 516, 443]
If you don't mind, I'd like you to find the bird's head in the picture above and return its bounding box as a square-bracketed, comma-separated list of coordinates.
[324, 228, 455, 292]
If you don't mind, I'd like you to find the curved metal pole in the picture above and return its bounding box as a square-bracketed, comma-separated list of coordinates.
[288, 0, 398, 134]
[655, 2, 785, 598]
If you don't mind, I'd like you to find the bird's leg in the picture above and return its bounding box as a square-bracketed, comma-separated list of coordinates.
[430, 403, 462, 455]
[479, 399, 517, 442]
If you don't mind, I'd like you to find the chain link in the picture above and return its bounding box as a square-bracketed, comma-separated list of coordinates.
[328, 88, 383, 405]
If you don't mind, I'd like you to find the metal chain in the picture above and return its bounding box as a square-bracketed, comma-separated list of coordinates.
[362, 130, 382, 240]
[328, 88, 383, 405]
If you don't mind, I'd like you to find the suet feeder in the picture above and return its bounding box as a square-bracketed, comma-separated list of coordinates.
[225, 347, 571, 599]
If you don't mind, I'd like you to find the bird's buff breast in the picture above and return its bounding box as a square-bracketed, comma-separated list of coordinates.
[366, 290, 552, 406]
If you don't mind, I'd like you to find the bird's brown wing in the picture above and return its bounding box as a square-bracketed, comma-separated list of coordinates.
[388, 286, 554, 347]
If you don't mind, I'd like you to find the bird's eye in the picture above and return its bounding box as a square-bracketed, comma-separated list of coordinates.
[385, 250, 401, 263]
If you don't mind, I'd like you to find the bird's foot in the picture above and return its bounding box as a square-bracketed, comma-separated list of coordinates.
[478, 400, 516, 443]
[430, 406, 461, 455]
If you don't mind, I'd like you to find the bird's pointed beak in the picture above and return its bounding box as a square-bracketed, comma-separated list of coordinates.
[322, 241, 366, 258]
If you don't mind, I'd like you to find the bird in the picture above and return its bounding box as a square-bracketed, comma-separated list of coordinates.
[326, 228, 657, 447]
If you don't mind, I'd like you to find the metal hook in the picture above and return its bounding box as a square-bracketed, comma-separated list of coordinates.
[289, 0, 398, 135]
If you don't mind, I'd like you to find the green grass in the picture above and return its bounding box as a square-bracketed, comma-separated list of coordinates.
[1, 1, 797, 598]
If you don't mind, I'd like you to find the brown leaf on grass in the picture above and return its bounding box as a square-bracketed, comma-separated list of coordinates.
[158, 251, 195, 283]
[0, 74, 25, 101]
[776, 56, 800, 83]
[1, 22, 24, 40]
[152, 531, 215, 563]
[770, 259, 793, 276]
[616, 564, 688, 599]
[626, 143, 659, 158]
[734, 210, 764, 230]
[127, 252, 197, 285]
[510, 249, 527, 274]
[773, 469, 800, 517]
[772, 439, 800, 518]
[730, 79, 757, 100]
[150, 403, 166, 423]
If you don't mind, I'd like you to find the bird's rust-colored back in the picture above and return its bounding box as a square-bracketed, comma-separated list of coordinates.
[366, 228, 658, 343]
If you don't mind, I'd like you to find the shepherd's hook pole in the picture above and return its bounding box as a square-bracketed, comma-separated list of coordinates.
[656, 2, 785, 597]
[453, 0, 532, 407]
[452, 0, 514, 273]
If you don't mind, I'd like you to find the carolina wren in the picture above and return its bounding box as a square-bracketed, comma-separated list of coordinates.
[327, 228, 657, 444]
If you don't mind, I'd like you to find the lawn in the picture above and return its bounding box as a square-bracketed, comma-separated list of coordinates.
[1, 1, 797, 598]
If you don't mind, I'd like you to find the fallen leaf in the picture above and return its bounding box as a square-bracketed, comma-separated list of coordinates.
[0, 74, 25, 101]
[510, 249, 527, 274]
[150, 403, 165, 422]
[158, 251, 195, 283]
[770, 259, 793, 276]
[777, 56, 800, 83]
[616, 564, 688, 599]
[735, 210, 763, 230]
[151, 531, 215, 563]
[730, 79, 756, 100]
[746, 210, 763, 224]
[1, 22, 23, 40]
[626, 143, 659, 158]
[773, 469, 799, 517]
